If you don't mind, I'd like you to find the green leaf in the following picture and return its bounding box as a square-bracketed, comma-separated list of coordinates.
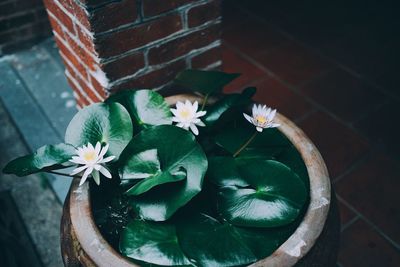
[106, 89, 172, 132]
[118, 125, 207, 221]
[218, 160, 308, 227]
[214, 119, 290, 157]
[235, 224, 297, 259]
[207, 157, 249, 187]
[177, 213, 257, 267]
[3, 143, 75, 176]
[120, 220, 192, 266]
[120, 149, 161, 180]
[175, 70, 240, 95]
[203, 87, 256, 126]
[65, 102, 132, 158]
[126, 170, 187, 196]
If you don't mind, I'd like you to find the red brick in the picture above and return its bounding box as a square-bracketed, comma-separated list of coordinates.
[89, 75, 108, 99]
[79, 0, 114, 7]
[188, 0, 221, 28]
[66, 65, 103, 102]
[0, 12, 36, 32]
[58, 0, 91, 30]
[56, 36, 89, 80]
[148, 23, 221, 65]
[65, 73, 91, 106]
[101, 52, 145, 81]
[62, 31, 98, 71]
[142, 0, 195, 17]
[88, 0, 138, 32]
[43, 0, 76, 35]
[95, 13, 183, 58]
[191, 46, 221, 69]
[111, 60, 186, 92]
[47, 15, 65, 39]
[76, 25, 96, 54]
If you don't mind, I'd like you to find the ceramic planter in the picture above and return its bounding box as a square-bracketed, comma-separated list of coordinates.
[60, 94, 340, 267]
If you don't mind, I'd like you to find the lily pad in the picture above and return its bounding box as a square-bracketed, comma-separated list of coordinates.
[65, 102, 132, 158]
[218, 160, 308, 227]
[118, 125, 207, 221]
[2, 143, 75, 176]
[177, 213, 257, 267]
[120, 220, 192, 266]
[106, 89, 172, 132]
[203, 87, 256, 126]
[207, 157, 249, 187]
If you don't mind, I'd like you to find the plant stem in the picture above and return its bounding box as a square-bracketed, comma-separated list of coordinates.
[233, 131, 258, 157]
[46, 170, 80, 178]
[201, 93, 209, 110]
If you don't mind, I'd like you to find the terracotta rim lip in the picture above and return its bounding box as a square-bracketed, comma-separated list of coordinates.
[68, 94, 331, 267]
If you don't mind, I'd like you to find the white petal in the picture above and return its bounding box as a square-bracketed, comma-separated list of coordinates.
[189, 124, 199, 135]
[172, 117, 181, 122]
[79, 166, 93, 186]
[170, 108, 179, 117]
[256, 127, 264, 132]
[185, 99, 191, 107]
[243, 113, 254, 124]
[71, 165, 88, 176]
[88, 143, 95, 151]
[268, 109, 276, 120]
[69, 156, 86, 164]
[99, 144, 109, 158]
[193, 101, 198, 111]
[176, 101, 184, 109]
[93, 164, 101, 170]
[195, 120, 205, 127]
[99, 166, 112, 178]
[95, 142, 101, 155]
[100, 155, 115, 163]
[252, 104, 257, 116]
[270, 123, 280, 128]
[176, 122, 185, 128]
[196, 111, 206, 117]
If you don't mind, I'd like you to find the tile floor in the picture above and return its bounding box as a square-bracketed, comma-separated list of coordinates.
[222, 1, 400, 266]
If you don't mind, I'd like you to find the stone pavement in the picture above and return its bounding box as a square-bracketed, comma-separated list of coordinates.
[0, 39, 76, 266]
[0, 100, 63, 267]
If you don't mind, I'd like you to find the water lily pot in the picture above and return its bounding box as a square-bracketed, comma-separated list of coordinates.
[60, 94, 340, 267]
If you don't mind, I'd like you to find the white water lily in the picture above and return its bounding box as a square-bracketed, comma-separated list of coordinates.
[170, 100, 206, 135]
[243, 104, 280, 132]
[69, 142, 115, 186]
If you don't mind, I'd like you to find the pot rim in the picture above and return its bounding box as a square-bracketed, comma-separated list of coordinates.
[68, 94, 331, 267]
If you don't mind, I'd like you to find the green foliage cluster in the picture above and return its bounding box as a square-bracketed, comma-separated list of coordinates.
[3, 70, 309, 267]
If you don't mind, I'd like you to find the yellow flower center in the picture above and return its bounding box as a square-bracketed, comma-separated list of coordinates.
[179, 108, 191, 119]
[255, 115, 267, 124]
[83, 151, 96, 161]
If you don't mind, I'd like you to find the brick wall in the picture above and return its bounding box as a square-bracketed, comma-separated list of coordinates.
[43, 0, 222, 108]
[0, 0, 51, 55]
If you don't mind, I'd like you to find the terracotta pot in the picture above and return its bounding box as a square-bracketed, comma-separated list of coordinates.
[60, 94, 340, 267]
